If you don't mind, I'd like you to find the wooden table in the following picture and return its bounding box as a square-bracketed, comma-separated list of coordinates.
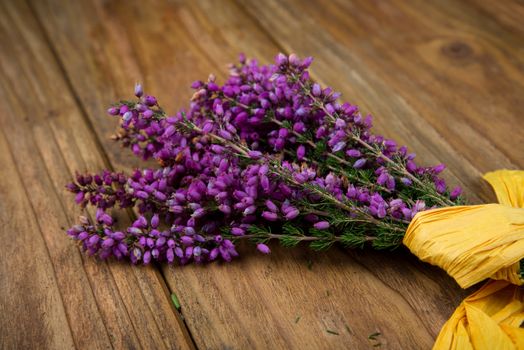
[1, 0, 522, 348]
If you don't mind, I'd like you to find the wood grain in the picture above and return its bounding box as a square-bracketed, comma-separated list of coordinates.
[0, 126, 76, 350]
[0, 1, 193, 349]
[1, 0, 522, 348]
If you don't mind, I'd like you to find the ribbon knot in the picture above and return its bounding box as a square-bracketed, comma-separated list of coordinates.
[403, 170, 524, 349]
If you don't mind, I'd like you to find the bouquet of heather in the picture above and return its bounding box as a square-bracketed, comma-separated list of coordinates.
[66, 53, 463, 265]
[66, 53, 524, 348]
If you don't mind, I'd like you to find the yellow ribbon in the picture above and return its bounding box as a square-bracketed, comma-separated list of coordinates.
[403, 170, 524, 349]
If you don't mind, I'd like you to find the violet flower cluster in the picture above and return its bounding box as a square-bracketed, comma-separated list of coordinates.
[66, 53, 463, 265]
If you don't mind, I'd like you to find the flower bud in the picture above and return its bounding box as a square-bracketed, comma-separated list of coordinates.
[450, 186, 462, 200]
[261, 211, 278, 221]
[144, 95, 157, 106]
[297, 145, 306, 161]
[275, 53, 287, 66]
[257, 243, 271, 254]
[231, 227, 245, 236]
[107, 107, 119, 116]
[353, 158, 367, 169]
[102, 238, 115, 248]
[313, 221, 330, 230]
[180, 236, 194, 245]
[151, 214, 160, 229]
[134, 83, 143, 97]
[284, 208, 300, 220]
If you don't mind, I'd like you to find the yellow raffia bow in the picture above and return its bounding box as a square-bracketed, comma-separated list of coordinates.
[403, 170, 524, 349]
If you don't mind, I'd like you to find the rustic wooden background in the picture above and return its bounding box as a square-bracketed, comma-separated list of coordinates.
[1, 0, 522, 349]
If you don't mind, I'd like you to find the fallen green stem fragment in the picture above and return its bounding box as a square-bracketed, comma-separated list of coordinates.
[171, 293, 181, 310]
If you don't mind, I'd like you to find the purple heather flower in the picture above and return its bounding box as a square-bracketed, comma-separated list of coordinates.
[257, 243, 271, 254]
[192, 208, 206, 218]
[75, 192, 85, 204]
[180, 236, 194, 245]
[107, 107, 119, 116]
[248, 150, 263, 159]
[315, 126, 327, 139]
[166, 248, 175, 263]
[151, 214, 160, 228]
[243, 205, 257, 216]
[122, 111, 133, 123]
[313, 221, 330, 230]
[275, 53, 288, 66]
[218, 204, 232, 214]
[406, 160, 417, 173]
[297, 145, 306, 161]
[433, 163, 446, 174]
[293, 122, 306, 133]
[386, 176, 396, 191]
[265, 200, 279, 212]
[261, 211, 278, 221]
[231, 227, 245, 236]
[450, 186, 462, 200]
[377, 172, 389, 186]
[434, 178, 447, 194]
[312, 83, 322, 97]
[134, 83, 144, 98]
[332, 141, 346, 152]
[400, 177, 412, 186]
[346, 149, 361, 158]
[218, 129, 232, 140]
[353, 158, 367, 169]
[144, 95, 157, 106]
[284, 208, 300, 220]
[288, 53, 300, 66]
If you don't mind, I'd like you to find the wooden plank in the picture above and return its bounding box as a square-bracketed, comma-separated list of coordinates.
[241, 0, 524, 173]
[0, 130, 76, 350]
[0, 1, 194, 349]
[463, 0, 524, 37]
[24, 0, 490, 348]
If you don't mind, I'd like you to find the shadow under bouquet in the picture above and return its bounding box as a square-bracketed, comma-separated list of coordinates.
[65, 54, 524, 349]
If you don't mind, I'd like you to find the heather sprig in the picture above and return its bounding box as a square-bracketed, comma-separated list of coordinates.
[66, 53, 463, 265]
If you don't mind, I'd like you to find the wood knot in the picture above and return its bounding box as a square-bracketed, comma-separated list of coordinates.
[46, 109, 59, 118]
[441, 41, 473, 59]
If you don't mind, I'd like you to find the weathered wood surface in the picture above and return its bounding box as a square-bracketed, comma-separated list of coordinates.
[1, 0, 522, 348]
